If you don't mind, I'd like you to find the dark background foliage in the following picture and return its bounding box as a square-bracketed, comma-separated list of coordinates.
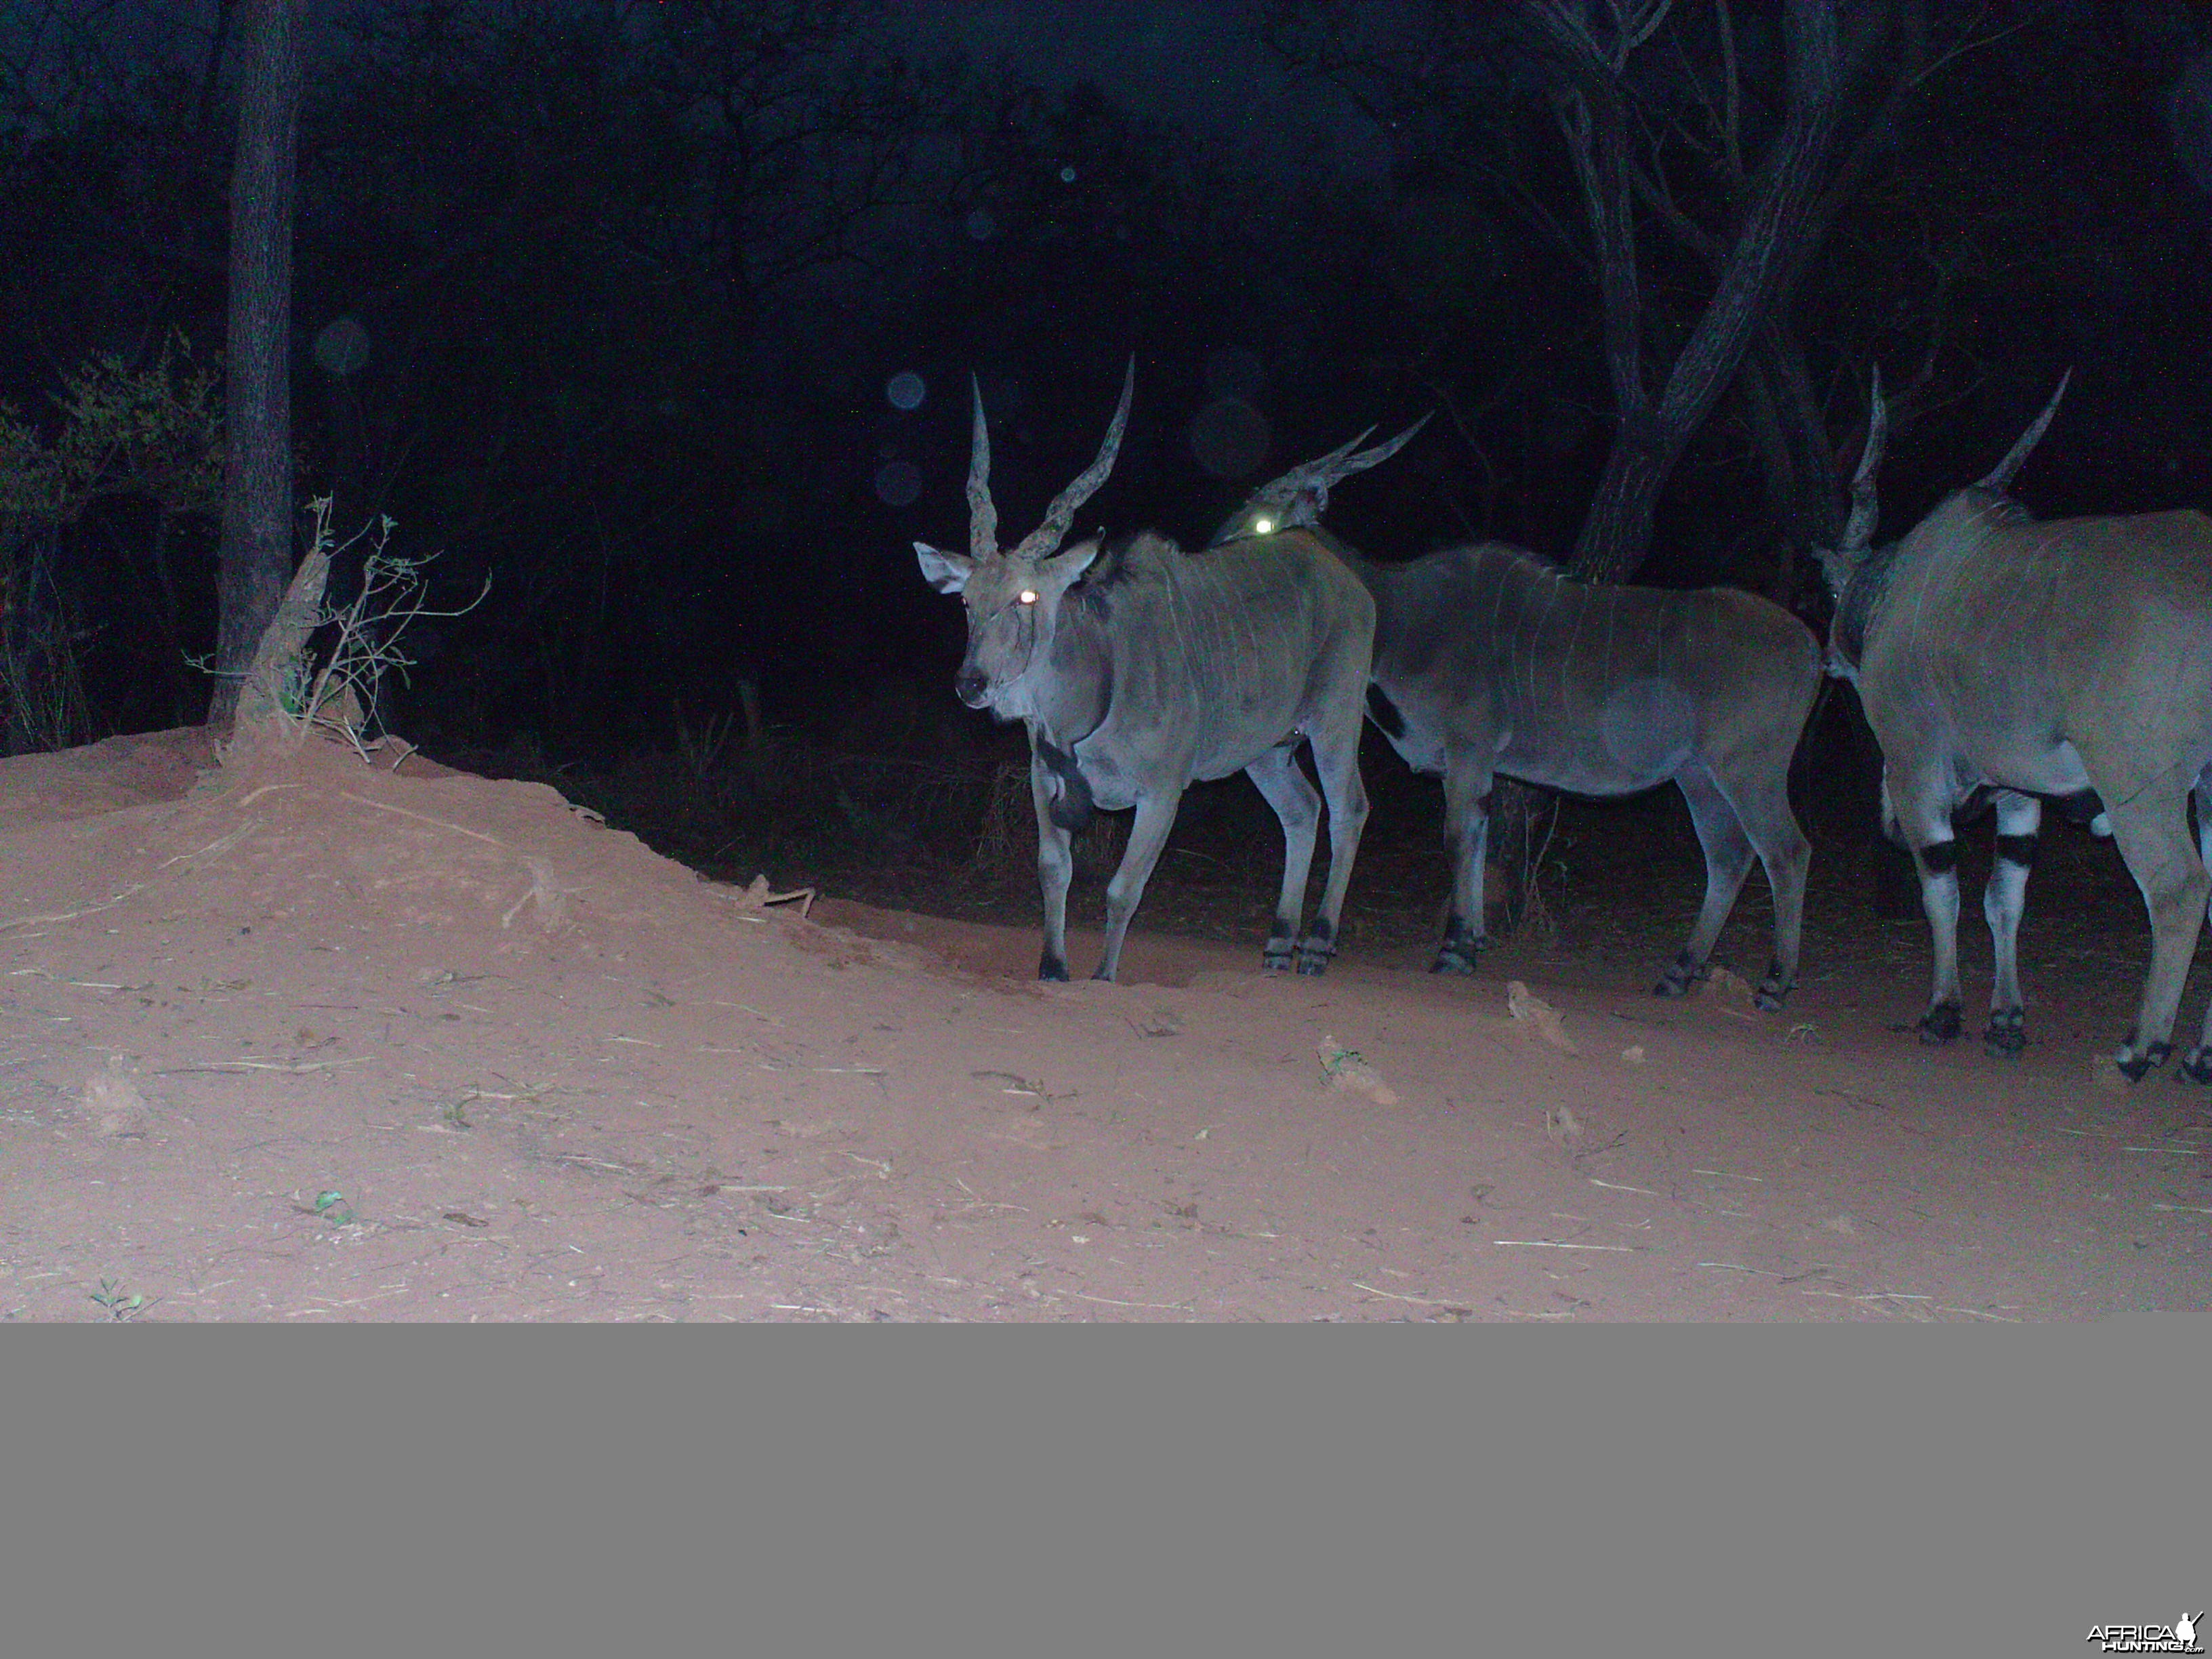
[3, 0, 2209, 880]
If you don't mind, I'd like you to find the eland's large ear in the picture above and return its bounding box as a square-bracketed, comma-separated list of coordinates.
[915, 541, 973, 594]
[1042, 537, 1102, 586]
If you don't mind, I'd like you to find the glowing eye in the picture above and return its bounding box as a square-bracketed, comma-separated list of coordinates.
[1253, 516, 1274, 535]
[1018, 589, 1038, 605]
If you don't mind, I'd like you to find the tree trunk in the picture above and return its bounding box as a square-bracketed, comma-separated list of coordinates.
[1748, 324, 1839, 542]
[1483, 1, 1849, 929]
[211, 0, 302, 728]
[1625, 2, 1929, 596]
[1737, 319, 1847, 609]
[1551, 0, 1844, 583]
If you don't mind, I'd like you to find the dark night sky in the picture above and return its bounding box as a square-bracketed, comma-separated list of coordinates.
[885, 0, 1397, 178]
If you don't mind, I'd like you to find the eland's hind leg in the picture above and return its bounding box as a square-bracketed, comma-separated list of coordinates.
[1296, 701, 1371, 977]
[1431, 749, 1496, 974]
[1657, 762, 1760, 1001]
[1708, 760, 1814, 1012]
[2099, 786, 2211, 1081]
[1245, 743, 1323, 973]
[1981, 790, 2041, 1055]
[1877, 764, 1971, 1044]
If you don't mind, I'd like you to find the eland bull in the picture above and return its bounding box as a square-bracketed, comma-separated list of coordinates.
[915, 363, 1374, 983]
[1822, 369, 2212, 1080]
[1214, 428, 1822, 1010]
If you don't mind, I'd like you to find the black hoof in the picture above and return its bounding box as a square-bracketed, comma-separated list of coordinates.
[1294, 920, 1336, 976]
[1983, 1013, 2026, 1057]
[1432, 920, 1482, 976]
[1918, 1002, 1963, 1046]
[1755, 960, 1790, 1013]
[2177, 1047, 2212, 1084]
[1038, 954, 1070, 983]
[2115, 1038, 2171, 1082]
[1654, 950, 1702, 998]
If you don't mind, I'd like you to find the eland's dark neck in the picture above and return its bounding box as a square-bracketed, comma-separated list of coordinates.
[1828, 541, 1905, 676]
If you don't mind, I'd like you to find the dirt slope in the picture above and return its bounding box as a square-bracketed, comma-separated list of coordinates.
[1, 730, 2204, 1321]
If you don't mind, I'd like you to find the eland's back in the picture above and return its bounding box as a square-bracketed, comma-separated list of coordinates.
[1862, 494, 2212, 800]
[1368, 540, 1820, 798]
[1059, 529, 1375, 790]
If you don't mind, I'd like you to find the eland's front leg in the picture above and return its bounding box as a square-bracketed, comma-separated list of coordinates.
[1092, 788, 1184, 983]
[1029, 747, 1077, 981]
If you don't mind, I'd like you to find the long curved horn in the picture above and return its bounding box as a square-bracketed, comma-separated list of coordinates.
[1011, 356, 1135, 561]
[1286, 424, 1383, 487]
[1975, 368, 2071, 493]
[1332, 413, 1431, 485]
[1840, 366, 1887, 553]
[965, 375, 1000, 562]
[1233, 412, 1433, 533]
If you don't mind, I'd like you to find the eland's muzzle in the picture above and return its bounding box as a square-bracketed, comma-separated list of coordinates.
[954, 665, 989, 708]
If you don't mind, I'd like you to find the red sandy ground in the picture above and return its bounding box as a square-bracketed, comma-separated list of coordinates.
[1, 728, 2205, 1322]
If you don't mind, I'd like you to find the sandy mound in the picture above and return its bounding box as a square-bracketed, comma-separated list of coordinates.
[1, 729, 2205, 1320]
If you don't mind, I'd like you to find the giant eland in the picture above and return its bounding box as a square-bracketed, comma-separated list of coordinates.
[916, 363, 1375, 983]
[1822, 370, 2212, 1080]
[1214, 429, 1823, 1011]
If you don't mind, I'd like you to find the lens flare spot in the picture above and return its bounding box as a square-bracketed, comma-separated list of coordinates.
[1188, 397, 1271, 480]
[874, 459, 922, 507]
[313, 315, 371, 377]
[1203, 346, 1265, 402]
